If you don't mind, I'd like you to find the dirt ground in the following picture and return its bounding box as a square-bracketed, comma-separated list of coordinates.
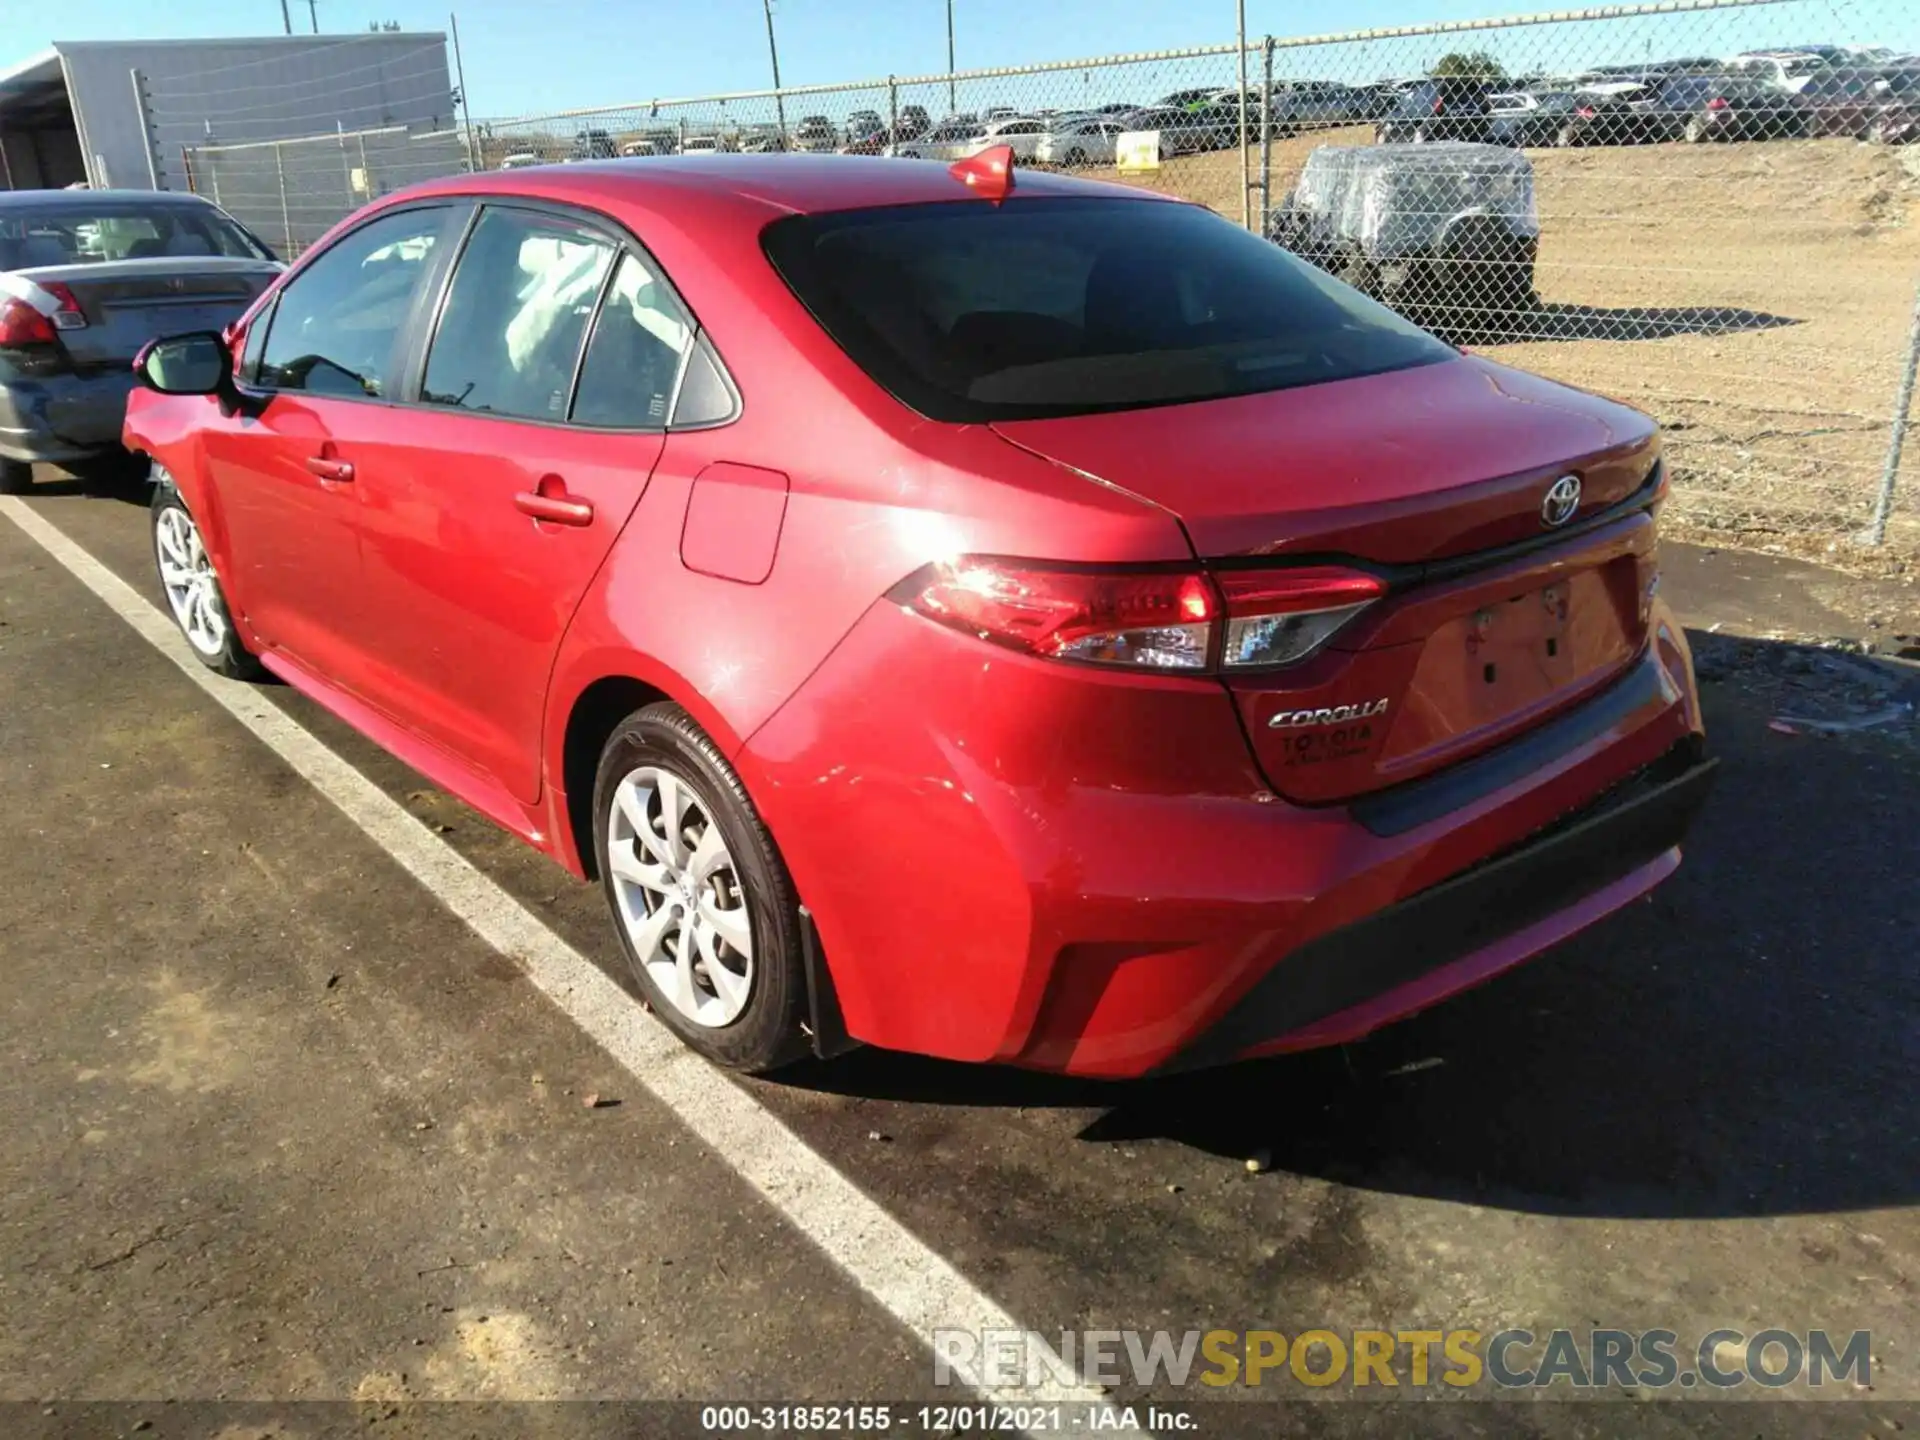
[1096, 130, 1920, 569]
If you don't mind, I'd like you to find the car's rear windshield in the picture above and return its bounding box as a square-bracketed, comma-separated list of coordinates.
[0, 202, 273, 268]
[761, 197, 1456, 423]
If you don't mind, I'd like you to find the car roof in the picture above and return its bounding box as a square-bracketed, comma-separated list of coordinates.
[398, 154, 1184, 219]
[0, 188, 220, 209]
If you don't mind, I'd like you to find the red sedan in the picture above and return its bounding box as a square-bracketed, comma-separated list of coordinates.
[124, 150, 1713, 1077]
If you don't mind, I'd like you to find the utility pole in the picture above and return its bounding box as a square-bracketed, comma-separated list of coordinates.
[308, 0, 319, 33]
[763, 0, 788, 146]
[449, 11, 478, 170]
[946, 0, 956, 114]
[279, 0, 292, 34]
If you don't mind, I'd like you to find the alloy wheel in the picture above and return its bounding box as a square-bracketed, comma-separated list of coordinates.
[606, 765, 755, 1027]
[155, 505, 228, 658]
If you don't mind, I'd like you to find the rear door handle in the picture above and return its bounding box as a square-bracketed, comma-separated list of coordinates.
[304, 455, 354, 483]
[514, 488, 594, 527]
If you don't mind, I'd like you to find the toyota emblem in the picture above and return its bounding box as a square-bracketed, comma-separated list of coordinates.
[1541, 474, 1582, 528]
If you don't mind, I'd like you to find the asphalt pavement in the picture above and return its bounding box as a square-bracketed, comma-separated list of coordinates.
[2, 475, 1916, 1439]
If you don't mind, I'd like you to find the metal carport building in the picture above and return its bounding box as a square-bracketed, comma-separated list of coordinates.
[0, 32, 457, 194]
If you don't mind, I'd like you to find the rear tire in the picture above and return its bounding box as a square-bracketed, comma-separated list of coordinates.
[593, 702, 809, 1074]
[0, 460, 29, 495]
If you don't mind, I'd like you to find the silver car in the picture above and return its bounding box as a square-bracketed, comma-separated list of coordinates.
[0, 190, 282, 493]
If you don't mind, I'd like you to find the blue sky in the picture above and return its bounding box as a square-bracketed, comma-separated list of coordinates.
[9, 0, 1918, 118]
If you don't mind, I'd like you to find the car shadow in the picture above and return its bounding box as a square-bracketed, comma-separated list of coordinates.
[1466, 302, 1802, 345]
[782, 632, 1920, 1220]
[26, 461, 155, 505]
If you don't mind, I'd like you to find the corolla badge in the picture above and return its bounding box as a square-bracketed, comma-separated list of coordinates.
[1269, 699, 1390, 729]
[1541, 474, 1582, 528]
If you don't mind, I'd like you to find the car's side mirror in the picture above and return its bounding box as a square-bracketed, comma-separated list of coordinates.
[134, 331, 231, 396]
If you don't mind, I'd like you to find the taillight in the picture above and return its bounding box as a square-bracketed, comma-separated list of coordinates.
[1707, 96, 1730, 110]
[0, 277, 83, 346]
[0, 297, 57, 348]
[1214, 566, 1385, 668]
[1431, 96, 1445, 115]
[41, 281, 87, 330]
[892, 558, 1383, 672]
[894, 559, 1216, 669]
[1576, 105, 1596, 118]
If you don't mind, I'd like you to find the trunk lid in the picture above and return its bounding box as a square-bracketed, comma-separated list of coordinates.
[15, 257, 280, 367]
[992, 355, 1666, 804]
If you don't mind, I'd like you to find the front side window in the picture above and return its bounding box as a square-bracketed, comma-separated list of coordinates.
[256, 206, 448, 398]
[571, 250, 697, 428]
[421, 206, 616, 421]
[764, 197, 1454, 423]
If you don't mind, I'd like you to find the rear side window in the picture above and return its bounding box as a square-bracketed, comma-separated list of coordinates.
[421, 206, 616, 421]
[571, 250, 698, 428]
[762, 197, 1453, 423]
[257, 206, 448, 398]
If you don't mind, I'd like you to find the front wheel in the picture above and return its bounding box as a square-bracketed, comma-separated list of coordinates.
[150, 474, 262, 679]
[593, 703, 809, 1073]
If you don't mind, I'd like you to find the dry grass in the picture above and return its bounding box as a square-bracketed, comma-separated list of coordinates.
[1091, 131, 1920, 571]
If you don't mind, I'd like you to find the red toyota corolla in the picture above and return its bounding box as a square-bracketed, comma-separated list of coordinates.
[123, 151, 1713, 1077]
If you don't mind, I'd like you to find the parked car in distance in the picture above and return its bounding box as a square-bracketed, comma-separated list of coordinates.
[969, 116, 1056, 164]
[1375, 78, 1495, 143]
[1269, 142, 1540, 331]
[1553, 82, 1663, 146]
[570, 129, 618, 161]
[123, 153, 1711, 1077]
[892, 119, 988, 160]
[1156, 86, 1222, 112]
[794, 115, 839, 153]
[1799, 65, 1899, 138]
[1489, 90, 1580, 146]
[1726, 50, 1829, 93]
[895, 104, 933, 139]
[1654, 75, 1811, 141]
[1034, 116, 1127, 166]
[1866, 70, 1920, 143]
[1269, 80, 1366, 131]
[1117, 105, 1216, 156]
[845, 109, 884, 137]
[499, 151, 543, 168]
[0, 189, 281, 492]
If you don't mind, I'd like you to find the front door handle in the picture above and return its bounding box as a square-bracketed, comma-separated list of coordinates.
[304, 455, 354, 483]
[514, 480, 593, 527]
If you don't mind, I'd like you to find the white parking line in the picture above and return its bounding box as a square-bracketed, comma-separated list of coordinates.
[1, 495, 1128, 1431]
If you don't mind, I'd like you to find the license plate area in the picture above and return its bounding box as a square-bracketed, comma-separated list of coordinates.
[1376, 562, 1637, 772]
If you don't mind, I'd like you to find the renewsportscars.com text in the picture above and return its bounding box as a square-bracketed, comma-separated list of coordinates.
[932, 1327, 1872, 1391]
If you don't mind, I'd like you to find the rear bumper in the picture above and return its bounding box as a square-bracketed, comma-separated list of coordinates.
[1159, 742, 1716, 1072]
[0, 371, 138, 465]
[746, 593, 1706, 1078]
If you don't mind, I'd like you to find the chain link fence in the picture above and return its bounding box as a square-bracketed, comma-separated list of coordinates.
[182, 125, 471, 259]
[208, 0, 1920, 559]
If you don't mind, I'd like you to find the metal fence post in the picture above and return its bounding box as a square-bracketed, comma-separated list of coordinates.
[180, 145, 197, 195]
[338, 122, 354, 215]
[1236, 0, 1250, 230]
[888, 76, 898, 149]
[1259, 37, 1274, 239]
[356, 133, 370, 197]
[274, 143, 293, 258]
[1869, 278, 1920, 547]
[129, 68, 162, 189]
